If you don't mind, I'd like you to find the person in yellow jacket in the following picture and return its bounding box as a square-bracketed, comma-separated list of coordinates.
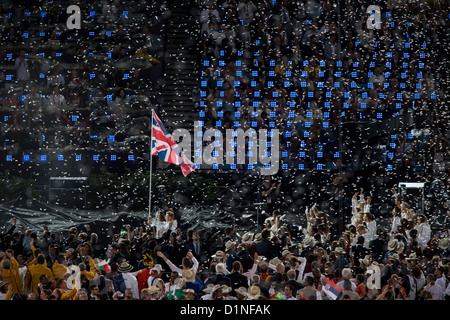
[79, 256, 98, 281]
[53, 278, 77, 300]
[52, 287, 77, 300]
[52, 254, 69, 281]
[22, 251, 36, 295]
[27, 253, 53, 295]
[0, 250, 23, 296]
[135, 46, 160, 64]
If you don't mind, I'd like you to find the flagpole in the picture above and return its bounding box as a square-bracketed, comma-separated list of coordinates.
[149, 110, 154, 218]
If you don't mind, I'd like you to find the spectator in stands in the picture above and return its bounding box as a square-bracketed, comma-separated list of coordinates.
[15, 49, 30, 85]
[47, 67, 65, 88]
[47, 85, 66, 109]
[2, 90, 19, 109]
[135, 46, 160, 65]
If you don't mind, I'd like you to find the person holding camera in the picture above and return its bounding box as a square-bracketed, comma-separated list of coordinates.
[378, 274, 409, 300]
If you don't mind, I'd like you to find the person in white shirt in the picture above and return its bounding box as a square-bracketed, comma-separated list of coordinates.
[159, 211, 178, 236]
[369, 67, 385, 86]
[145, 264, 165, 291]
[364, 212, 377, 243]
[350, 189, 371, 228]
[415, 214, 431, 251]
[423, 274, 444, 300]
[199, 2, 220, 29]
[390, 206, 402, 238]
[47, 85, 66, 108]
[149, 211, 167, 239]
[445, 281, 450, 299]
[47, 67, 65, 87]
[283, 283, 297, 300]
[156, 251, 199, 277]
[408, 265, 426, 300]
[237, 0, 257, 26]
[434, 265, 447, 292]
[336, 268, 357, 292]
[15, 49, 30, 81]
[115, 261, 140, 299]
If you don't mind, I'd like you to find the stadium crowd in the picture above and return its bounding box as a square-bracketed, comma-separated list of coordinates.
[0, 0, 449, 303]
[1, 185, 449, 301]
[193, 0, 449, 174]
[0, 0, 167, 154]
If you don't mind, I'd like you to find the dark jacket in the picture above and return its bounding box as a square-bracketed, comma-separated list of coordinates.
[351, 244, 370, 267]
[186, 241, 206, 262]
[284, 279, 304, 296]
[256, 239, 277, 260]
[227, 271, 249, 291]
[205, 273, 232, 287]
[108, 252, 126, 265]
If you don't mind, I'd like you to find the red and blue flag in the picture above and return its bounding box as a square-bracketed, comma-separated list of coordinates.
[151, 110, 197, 176]
[322, 276, 342, 300]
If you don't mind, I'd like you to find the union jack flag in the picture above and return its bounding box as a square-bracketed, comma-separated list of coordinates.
[151, 110, 197, 176]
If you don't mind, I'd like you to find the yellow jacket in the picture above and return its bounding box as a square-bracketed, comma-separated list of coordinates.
[23, 268, 32, 294]
[60, 288, 77, 300]
[0, 257, 23, 295]
[135, 49, 160, 64]
[304, 65, 321, 79]
[80, 259, 97, 280]
[52, 261, 68, 281]
[27, 259, 53, 295]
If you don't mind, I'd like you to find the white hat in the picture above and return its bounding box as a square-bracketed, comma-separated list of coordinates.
[242, 232, 254, 244]
[248, 285, 261, 298]
[212, 250, 224, 260]
[221, 285, 232, 294]
[211, 284, 222, 293]
[389, 253, 400, 261]
[183, 288, 196, 295]
[225, 241, 236, 252]
[202, 284, 216, 293]
[147, 285, 160, 294]
[395, 241, 405, 254]
[175, 278, 186, 289]
[269, 257, 283, 266]
[334, 247, 346, 254]
[234, 287, 249, 297]
[151, 264, 163, 273]
[439, 238, 449, 250]
[182, 269, 196, 282]
[406, 253, 418, 261]
[388, 239, 398, 251]
[359, 256, 371, 267]
[342, 268, 352, 279]
[302, 236, 314, 248]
